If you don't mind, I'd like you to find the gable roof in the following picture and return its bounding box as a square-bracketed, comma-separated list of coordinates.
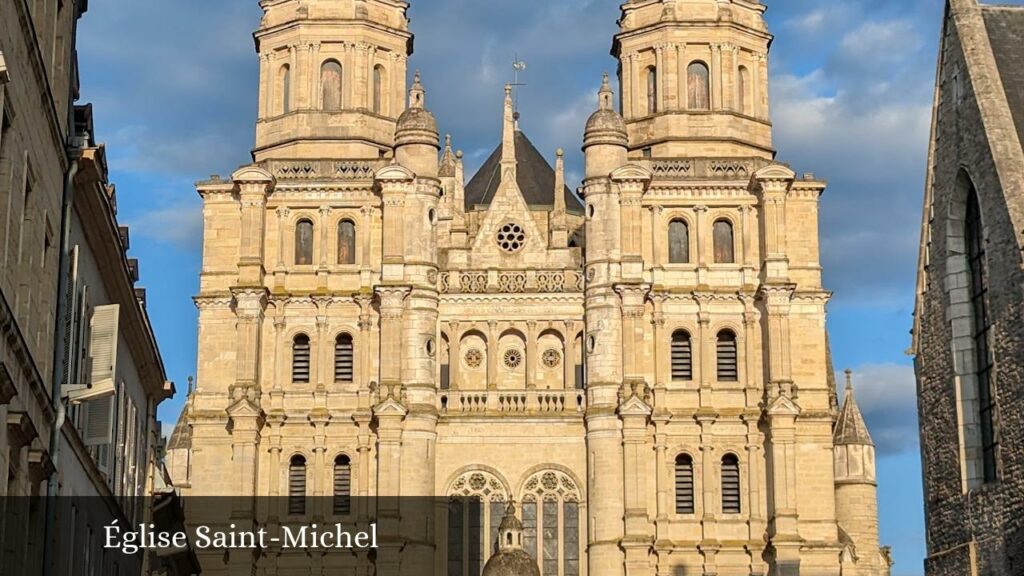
[465, 130, 583, 213]
[982, 6, 1024, 148]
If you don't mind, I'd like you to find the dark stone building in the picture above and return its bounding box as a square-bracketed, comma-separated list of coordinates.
[913, 0, 1024, 574]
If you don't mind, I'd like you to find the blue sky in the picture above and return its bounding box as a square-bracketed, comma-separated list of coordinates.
[72, 1, 1007, 574]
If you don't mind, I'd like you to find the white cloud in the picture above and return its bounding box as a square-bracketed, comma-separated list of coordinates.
[128, 206, 204, 252]
[838, 363, 919, 455]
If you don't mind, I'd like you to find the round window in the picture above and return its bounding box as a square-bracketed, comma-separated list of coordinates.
[542, 349, 561, 368]
[497, 222, 526, 253]
[503, 348, 524, 369]
[465, 349, 483, 369]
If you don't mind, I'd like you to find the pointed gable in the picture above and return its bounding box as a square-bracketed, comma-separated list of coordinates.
[982, 6, 1024, 148]
[834, 371, 874, 447]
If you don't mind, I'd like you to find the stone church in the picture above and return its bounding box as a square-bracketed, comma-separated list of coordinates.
[168, 1, 889, 574]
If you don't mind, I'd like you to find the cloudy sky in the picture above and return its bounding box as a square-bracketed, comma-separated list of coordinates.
[74, 1, 1018, 573]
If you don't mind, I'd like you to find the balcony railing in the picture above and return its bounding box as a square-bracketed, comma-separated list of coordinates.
[438, 390, 585, 415]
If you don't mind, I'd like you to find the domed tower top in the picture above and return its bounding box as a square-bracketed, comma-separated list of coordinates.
[481, 502, 539, 576]
[612, 0, 774, 159]
[253, 0, 414, 162]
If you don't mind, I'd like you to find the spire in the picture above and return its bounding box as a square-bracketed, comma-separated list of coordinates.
[409, 71, 426, 109]
[834, 369, 874, 446]
[497, 501, 524, 552]
[554, 149, 566, 214]
[439, 134, 457, 177]
[501, 84, 517, 176]
[599, 72, 614, 111]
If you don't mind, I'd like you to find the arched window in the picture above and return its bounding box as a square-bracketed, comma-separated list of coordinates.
[738, 65, 750, 115]
[295, 219, 314, 265]
[277, 64, 292, 115]
[713, 219, 735, 264]
[321, 60, 343, 111]
[671, 330, 692, 381]
[668, 219, 690, 264]
[338, 219, 356, 265]
[334, 334, 354, 383]
[447, 471, 511, 574]
[373, 65, 385, 114]
[288, 455, 306, 515]
[674, 454, 695, 514]
[966, 187, 997, 482]
[721, 454, 741, 514]
[333, 455, 351, 515]
[292, 334, 311, 383]
[688, 61, 710, 110]
[716, 330, 738, 382]
[646, 66, 658, 115]
[520, 471, 581, 576]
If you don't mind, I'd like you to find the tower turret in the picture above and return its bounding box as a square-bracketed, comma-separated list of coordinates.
[253, 0, 412, 162]
[395, 72, 440, 178]
[583, 73, 628, 179]
[482, 503, 540, 576]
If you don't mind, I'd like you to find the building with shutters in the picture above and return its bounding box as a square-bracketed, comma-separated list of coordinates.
[912, 0, 1024, 574]
[169, 1, 889, 575]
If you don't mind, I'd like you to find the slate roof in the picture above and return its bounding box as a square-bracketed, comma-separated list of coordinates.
[982, 6, 1024, 149]
[167, 404, 192, 450]
[464, 130, 584, 213]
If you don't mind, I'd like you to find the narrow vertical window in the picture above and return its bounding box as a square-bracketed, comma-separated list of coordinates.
[333, 455, 351, 515]
[574, 333, 585, 389]
[522, 501, 537, 560]
[440, 334, 451, 391]
[713, 219, 735, 264]
[688, 61, 710, 110]
[373, 65, 385, 114]
[542, 500, 559, 576]
[674, 454, 695, 514]
[292, 334, 311, 383]
[447, 499, 464, 576]
[334, 333, 354, 382]
[966, 188, 998, 482]
[295, 219, 314, 265]
[671, 330, 693, 381]
[289, 455, 306, 515]
[646, 66, 658, 115]
[721, 454, 741, 514]
[738, 65, 750, 115]
[668, 219, 690, 264]
[338, 219, 356, 265]
[277, 64, 292, 115]
[716, 330, 738, 382]
[321, 60, 343, 111]
[563, 501, 579, 576]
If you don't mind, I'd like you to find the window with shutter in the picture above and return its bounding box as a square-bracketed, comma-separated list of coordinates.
[334, 455, 351, 515]
[716, 330, 738, 382]
[293, 334, 311, 383]
[713, 220, 735, 264]
[83, 305, 120, 447]
[674, 454, 695, 514]
[289, 455, 306, 515]
[334, 333, 354, 382]
[671, 331, 692, 381]
[721, 454, 741, 514]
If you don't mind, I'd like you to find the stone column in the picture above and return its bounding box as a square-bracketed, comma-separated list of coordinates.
[487, 320, 498, 390]
[563, 320, 575, 390]
[526, 320, 538, 390]
[621, 406, 652, 576]
[711, 44, 723, 110]
[449, 321, 462, 389]
[655, 44, 666, 112]
[677, 43, 689, 110]
[698, 415, 719, 574]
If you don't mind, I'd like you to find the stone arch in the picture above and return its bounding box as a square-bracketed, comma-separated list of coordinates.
[498, 329, 527, 389]
[459, 330, 488, 390]
[516, 468, 584, 574]
[321, 59, 343, 110]
[687, 60, 710, 110]
[537, 329, 567, 390]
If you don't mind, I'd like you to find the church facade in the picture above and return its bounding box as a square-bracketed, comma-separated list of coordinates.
[169, 1, 889, 575]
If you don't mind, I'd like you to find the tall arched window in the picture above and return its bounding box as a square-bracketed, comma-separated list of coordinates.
[668, 219, 690, 264]
[688, 62, 710, 110]
[447, 471, 511, 575]
[292, 334, 311, 383]
[338, 219, 356, 265]
[333, 455, 352, 515]
[713, 219, 735, 264]
[738, 66, 750, 114]
[321, 60, 343, 111]
[373, 65, 385, 114]
[966, 187, 998, 482]
[277, 64, 292, 115]
[520, 470, 581, 576]
[295, 219, 314, 265]
[721, 454, 741, 514]
[716, 330, 738, 382]
[289, 455, 307, 515]
[646, 66, 658, 115]
[671, 330, 692, 381]
[674, 454, 695, 514]
[334, 333, 354, 383]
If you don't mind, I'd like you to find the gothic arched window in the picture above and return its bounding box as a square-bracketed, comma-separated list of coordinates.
[277, 64, 292, 115]
[295, 219, 314, 265]
[289, 455, 306, 515]
[373, 65, 386, 114]
[713, 219, 735, 264]
[668, 219, 690, 264]
[688, 61, 710, 110]
[292, 334, 311, 383]
[447, 471, 510, 575]
[721, 454, 741, 514]
[671, 330, 692, 381]
[520, 470, 581, 576]
[334, 333, 354, 383]
[333, 455, 351, 515]
[321, 60, 343, 111]
[716, 330, 738, 382]
[966, 186, 998, 483]
[338, 219, 356, 265]
[674, 454, 695, 514]
[646, 66, 658, 115]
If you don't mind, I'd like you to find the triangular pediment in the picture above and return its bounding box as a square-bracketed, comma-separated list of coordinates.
[618, 395, 653, 417]
[373, 397, 408, 417]
[226, 397, 262, 418]
[469, 167, 549, 262]
[767, 394, 801, 417]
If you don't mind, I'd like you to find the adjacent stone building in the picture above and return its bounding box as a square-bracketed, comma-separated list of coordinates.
[172, 1, 889, 574]
[913, 0, 1024, 574]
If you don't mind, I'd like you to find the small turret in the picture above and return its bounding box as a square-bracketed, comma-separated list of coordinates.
[583, 73, 628, 179]
[482, 502, 539, 576]
[395, 72, 440, 178]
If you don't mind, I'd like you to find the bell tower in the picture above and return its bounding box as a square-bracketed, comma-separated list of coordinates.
[253, 0, 413, 162]
[613, 0, 774, 158]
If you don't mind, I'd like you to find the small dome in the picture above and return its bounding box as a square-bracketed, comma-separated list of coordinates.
[481, 549, 540, 576]
[583, 73, 627, 146]
[585, 109, 626, 135]
[396, 107, 438, 134]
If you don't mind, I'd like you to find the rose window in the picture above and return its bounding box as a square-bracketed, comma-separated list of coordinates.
[542, 349, 561, 368]
[503, 348, 524, 369]
[497, 223, 526, 253]
[465, 348, 483, 369]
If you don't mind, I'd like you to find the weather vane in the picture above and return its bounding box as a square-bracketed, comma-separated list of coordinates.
[511, 54, 528, 115]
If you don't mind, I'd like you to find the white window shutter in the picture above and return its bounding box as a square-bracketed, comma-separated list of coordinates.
[83, 305, 120, 446]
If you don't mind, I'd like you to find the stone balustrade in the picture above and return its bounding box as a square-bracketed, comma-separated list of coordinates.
[438, 390, 585, 415]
